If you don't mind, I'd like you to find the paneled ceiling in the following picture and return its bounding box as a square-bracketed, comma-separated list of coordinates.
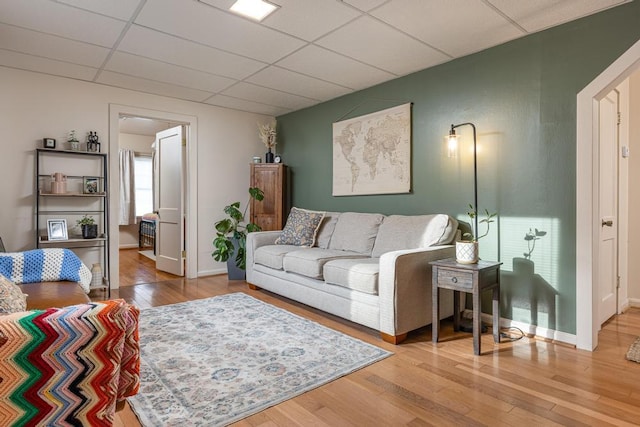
[0, 0, 629, 116]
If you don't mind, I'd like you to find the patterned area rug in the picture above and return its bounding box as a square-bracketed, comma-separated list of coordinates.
[128, 293, 392, 426]
[626, 337, 640, 362]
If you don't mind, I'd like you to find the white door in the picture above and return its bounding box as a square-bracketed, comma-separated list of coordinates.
[598, 90, 619, 325]
[155, 126, 185, 276]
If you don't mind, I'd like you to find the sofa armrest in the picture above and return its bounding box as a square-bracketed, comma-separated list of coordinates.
[0, 299, 140, 425]
[246, 231, 280, 283]
[378, 245, 455, 337]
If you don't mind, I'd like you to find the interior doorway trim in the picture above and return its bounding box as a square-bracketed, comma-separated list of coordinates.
[576, 39, 640, 351]
[108, 104, 198, 288]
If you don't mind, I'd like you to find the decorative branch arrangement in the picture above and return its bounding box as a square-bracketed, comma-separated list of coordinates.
[258, 121, 277, 150]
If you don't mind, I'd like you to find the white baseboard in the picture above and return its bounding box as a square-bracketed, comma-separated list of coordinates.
[119, 244, 139, 249]
[198, 268, 227, 277]
[628, 298, 640, 308]
[462, 309, 577, 346]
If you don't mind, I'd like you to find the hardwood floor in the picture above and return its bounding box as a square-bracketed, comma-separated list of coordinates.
[118, 248, 182, 287]
[110, 265, 640, 426]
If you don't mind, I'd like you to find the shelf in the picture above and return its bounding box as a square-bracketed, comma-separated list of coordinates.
[39, 191, 106, 197]
[36, 148, 106, 157]
[36, 148, 110, 297]
[39, 236, 107, 244]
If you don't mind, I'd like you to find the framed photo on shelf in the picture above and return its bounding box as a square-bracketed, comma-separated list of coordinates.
[83, 176, 100, 194]
[47, 219, 68, 241]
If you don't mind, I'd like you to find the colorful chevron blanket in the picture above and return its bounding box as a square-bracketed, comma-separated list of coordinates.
[0, 249, 91, 293]
[0, 299, 140, 426]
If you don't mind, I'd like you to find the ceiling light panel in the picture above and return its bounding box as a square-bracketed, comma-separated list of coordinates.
[229, 0, 279, 21]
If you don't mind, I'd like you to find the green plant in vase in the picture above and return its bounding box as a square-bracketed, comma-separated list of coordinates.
[212, 187, 264, 275]
[76, 215, 98, 239]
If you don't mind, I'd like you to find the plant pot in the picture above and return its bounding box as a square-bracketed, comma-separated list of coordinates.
[70, 140, 80, 151]
[456, 241, 479, 264]
[82, 224, 98, 239]
[226, 236, 246, 280]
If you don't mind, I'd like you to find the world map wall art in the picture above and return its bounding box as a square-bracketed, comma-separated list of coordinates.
[332, 103, 411, 196]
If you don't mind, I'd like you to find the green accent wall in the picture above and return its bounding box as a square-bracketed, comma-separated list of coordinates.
[276, 2, 640, 335]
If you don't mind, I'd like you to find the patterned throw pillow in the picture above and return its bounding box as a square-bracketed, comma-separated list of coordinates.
[0, 274, 27, 315]
[275, 207, 325, 247]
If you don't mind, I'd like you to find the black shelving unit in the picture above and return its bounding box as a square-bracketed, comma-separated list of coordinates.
[35, 148, 109, 295]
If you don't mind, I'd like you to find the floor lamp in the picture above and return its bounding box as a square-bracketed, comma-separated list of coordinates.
[447, 122, 478, 239]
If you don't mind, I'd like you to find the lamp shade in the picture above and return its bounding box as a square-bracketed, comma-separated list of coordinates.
[447, 130, 458, 158]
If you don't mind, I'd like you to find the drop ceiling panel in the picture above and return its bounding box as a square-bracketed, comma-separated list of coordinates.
[0, 48, 98, 81]
[342, 0, 389, 12]
[261, 0, 361, 41]
[247, 66, 352, 101]
[489, 0, 628, 32]
[118, 25, 266, 79]
[277, 44, 396, 90]
[97, 70, 214, 102]
[105, 52, 236, 93]
[135, 0, 305, 63]
[55, 0, 142, 21]
[205, 94, 289, 116]
[0, 23, 110, 67]
[372, 0, 524, 57]
[316, 16, 451, 75]
[223, 82, 317, 110]
[0, 0, 126, 47]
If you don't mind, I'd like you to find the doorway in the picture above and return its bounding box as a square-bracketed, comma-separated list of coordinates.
[117, 117, 185, 284]
[108, 104, 199, 289]
[576, 39, 640, 351]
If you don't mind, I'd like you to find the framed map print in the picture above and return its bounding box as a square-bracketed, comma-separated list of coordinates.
[332, 103, 411, 196]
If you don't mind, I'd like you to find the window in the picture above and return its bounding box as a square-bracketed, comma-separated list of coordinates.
[134, 155, 153, 217]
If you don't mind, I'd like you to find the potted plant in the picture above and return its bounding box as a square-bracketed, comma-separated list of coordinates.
[77, 215, 98, 239]
[456, 204, 497, 264]
[212, 187, 264, 279]
[68, 130, 80, 151]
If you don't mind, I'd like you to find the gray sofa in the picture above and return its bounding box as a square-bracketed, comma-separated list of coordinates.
[246, 211, 459, 344]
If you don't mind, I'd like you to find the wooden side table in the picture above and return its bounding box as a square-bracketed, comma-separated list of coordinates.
[430, 258, 502, 355]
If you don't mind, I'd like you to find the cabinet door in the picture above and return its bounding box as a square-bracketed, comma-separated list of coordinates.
[250, 164, 285, 231]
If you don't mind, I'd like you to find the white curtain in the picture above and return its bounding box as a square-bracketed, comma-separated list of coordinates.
[119, 149, 136, 225]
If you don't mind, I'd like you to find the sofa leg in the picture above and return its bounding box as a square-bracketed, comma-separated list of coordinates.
[380, 332, 407, 345]
[247, 284, 261, 291]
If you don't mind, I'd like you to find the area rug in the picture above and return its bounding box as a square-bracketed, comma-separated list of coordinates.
[626, 337, 640, 362]
[138, 250, 156, 261]
[127, 293, 392, 426]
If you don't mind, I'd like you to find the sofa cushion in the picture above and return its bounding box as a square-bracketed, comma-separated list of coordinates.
[371, 214, 458, 257]
[315, 212, 340, 249]
[276, 207, 325, 247]
[323, 258, 380, 295]
[283, 248, 367, 280]
[254, 244, 300, 270]
[0, 274, 27, 314]
[329, 212, 385, 255]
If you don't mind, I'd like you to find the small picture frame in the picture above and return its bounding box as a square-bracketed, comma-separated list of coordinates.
[47, 219, 68, 241]
[43, 138, 56, 149]
[83, 176, 100, 194]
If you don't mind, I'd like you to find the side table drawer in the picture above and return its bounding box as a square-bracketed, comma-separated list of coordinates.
[437, 269, 473, 289]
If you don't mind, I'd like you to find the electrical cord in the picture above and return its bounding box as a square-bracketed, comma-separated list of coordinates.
[499, 326, 525, 342]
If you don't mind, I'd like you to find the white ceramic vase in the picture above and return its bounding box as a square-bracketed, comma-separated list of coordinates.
[90, 263, 102, 288]
[456, 241, 479, 264]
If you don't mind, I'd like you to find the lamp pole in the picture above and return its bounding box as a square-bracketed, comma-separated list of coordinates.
[450, 123, 478, 238]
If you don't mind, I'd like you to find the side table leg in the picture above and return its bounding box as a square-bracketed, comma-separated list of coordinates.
[493, 283, 500, 343]
[473, 288, 481, 355]
[432, 282, 439, 343]
[453, 290, 460, 332]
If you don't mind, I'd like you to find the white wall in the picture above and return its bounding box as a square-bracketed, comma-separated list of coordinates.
[629, 71, 640, 304]
[0, 66, 272, 278]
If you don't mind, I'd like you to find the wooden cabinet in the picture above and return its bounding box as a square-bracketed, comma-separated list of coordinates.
[250, 163, 286, 231]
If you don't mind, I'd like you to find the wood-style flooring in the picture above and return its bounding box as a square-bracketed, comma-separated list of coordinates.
[118, 248, 181, 287]
[111, 253, 640, 426]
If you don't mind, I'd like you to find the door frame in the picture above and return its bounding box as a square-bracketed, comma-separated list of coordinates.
[576, 39, 640, 351]
[108, 104, 198, 288]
